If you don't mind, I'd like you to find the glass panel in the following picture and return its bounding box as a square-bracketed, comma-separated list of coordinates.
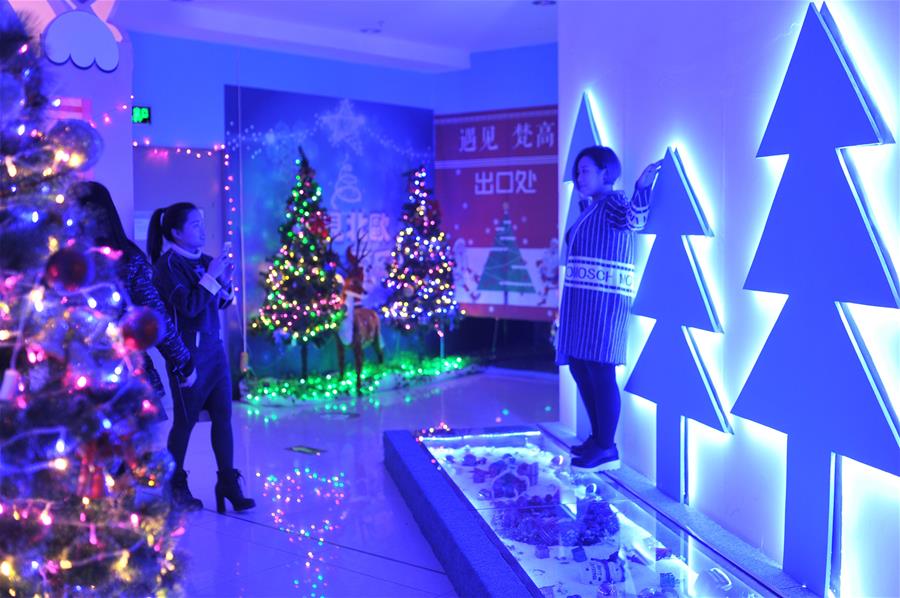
[422, 428, 768, 598]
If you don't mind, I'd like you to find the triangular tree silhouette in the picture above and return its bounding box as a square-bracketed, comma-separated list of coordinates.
[563, 92, 602, 183]
[561, 92, 603, 256]
[558, 92, 604, 437]
[625, 147, 729, 504]
[731, 4, 900, 595]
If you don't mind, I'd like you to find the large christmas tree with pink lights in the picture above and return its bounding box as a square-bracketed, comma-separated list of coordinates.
[0, 16, 181, 595]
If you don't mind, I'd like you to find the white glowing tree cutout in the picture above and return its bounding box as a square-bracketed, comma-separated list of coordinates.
[558, 91, 603, 438]
[561, 92, 604, 244]
[625, 146, 730, 504]
[731, 4, 899, 595]
[563, 92, 604, 185]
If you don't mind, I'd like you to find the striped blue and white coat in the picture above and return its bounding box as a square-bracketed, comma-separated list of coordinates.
[556, 185, 651, 366]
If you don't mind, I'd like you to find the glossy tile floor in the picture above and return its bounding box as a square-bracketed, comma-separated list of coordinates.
[156, 368, 560, 597]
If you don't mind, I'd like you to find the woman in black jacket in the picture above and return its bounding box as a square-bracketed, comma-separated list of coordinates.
[69, 182, 201, 509]
[147, 201, 254, 514]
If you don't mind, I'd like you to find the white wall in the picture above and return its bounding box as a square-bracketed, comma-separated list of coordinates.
[558, 1, 899, 595]
[130, 32, 558, 149]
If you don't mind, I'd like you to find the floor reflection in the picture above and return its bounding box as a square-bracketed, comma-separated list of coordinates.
[168, 368, 558, 597]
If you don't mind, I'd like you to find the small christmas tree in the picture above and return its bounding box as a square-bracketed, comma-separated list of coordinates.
[382, 166, 462, 343]
[0, 16, 181, 595]
[251, 147, 344, 376]
[478, 202, 535, 304]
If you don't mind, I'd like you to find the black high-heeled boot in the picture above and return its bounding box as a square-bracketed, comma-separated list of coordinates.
[170, 469, 203, 511]
[215, 469, 255, 513]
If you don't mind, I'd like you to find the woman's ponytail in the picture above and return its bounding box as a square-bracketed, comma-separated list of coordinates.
[147, 207, 167, 263]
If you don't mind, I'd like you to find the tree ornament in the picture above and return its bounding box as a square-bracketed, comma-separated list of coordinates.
[306, 211, 330, 239]
[45, 246, 94, 291]
[46, 119, 103, 171]
[76, 442, 107, 499]
[120, 307, 164, 351]
[0, 368, 21, 401]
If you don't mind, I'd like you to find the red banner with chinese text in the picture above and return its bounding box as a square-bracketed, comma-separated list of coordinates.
[436, 106, 558, 322]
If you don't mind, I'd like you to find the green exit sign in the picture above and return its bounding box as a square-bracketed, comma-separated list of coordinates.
[132, 106, 151, 124]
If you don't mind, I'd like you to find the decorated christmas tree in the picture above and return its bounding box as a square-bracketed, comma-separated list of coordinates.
[250, 147, 344, 375]
[382, 166, 462, 342]
[478, 202, 535, 304]
[0, 17, 181, 596]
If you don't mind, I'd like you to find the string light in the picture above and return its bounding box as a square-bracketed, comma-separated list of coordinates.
[136, 142, 240, 292]
[382, 166, 464, 334]
[0, 33, 183, 595]
[251, 151, 344, 345]
[245, 355, 472, 409]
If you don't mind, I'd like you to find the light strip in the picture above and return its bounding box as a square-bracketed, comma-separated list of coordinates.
[584, 90, 612, 150]
[818, 5, 893, 144]
[422, 430, 543, 443]
[683, 326, 732, 434]
[683, 236, 722, 334]
[835, 148, 900, 306]
[836, 302, 900, 448]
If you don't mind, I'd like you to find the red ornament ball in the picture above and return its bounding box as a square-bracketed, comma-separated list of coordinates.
[45, 247, 94, 291]
[402, 284, 415, 299]
[121, 307, 164, 350]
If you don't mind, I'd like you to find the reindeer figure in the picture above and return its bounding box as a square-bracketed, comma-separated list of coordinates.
[337, 231, 385, 395]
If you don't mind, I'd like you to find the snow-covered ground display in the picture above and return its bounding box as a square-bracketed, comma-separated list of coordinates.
[423, 433, 764, 598]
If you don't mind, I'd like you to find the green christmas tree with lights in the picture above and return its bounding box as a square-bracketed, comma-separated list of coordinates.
[0, 16, 181, 596]
[251, 148, 344, 374]
[382, 166, 462, 342]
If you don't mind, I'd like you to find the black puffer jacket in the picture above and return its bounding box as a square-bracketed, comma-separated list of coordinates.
[121, 248, 194, 414]
[152, 249, 234, 341]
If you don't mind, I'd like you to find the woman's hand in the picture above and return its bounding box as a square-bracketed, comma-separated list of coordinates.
[220, 261, 235, 285]
[637, 160, 663, 189]
[206, 254, 230, 279]
[180, 368, 198, 388]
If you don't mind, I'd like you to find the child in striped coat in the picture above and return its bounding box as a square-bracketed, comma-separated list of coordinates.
[557, 146, 661, 472]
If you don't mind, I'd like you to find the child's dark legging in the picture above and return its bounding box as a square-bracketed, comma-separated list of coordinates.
[568, 358, 620, 450]
[168, 337, 234, 473]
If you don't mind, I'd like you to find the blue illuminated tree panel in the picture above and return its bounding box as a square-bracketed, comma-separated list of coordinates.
[625, 147, 729, 504]
[732, 4, 900, 595]
[745, 150, 898, 306]
[563, 93, 601, 182]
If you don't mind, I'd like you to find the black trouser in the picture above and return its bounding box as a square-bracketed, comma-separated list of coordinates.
[568, 358, 620, 450]
[167, 334, 234, 473]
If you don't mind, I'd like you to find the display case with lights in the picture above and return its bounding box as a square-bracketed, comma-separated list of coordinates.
[386, 427, 773, 598]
